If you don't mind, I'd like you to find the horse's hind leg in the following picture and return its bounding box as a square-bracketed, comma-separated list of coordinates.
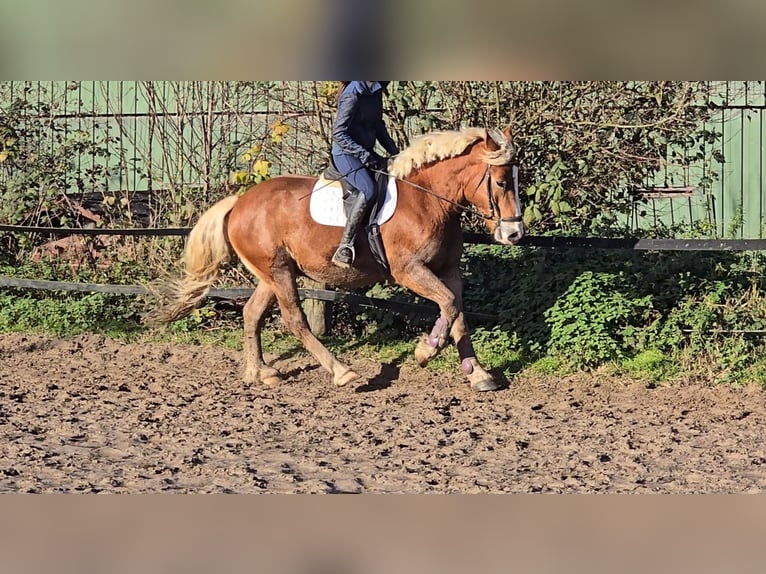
[271, 263, 359, 387]
[242, 281, 281, 385]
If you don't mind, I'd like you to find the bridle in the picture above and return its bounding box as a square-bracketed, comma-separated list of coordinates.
[384, 162, 522, 224]
[371, 130, 523, 224]
[467, 163, 523, 224]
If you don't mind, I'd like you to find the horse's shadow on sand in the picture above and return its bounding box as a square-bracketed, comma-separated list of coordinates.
[352, 345, 517, 392]
[486, 368, 512, 391]
[354, 362, 513, 393]
[265, 336, 402, 392]
[264, 316, 519, 393]
[355, 361, 400, 393]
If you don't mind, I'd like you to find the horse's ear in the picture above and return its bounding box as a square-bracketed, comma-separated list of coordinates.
[503, 125, 513, 142]
[485, 128, 501, 151]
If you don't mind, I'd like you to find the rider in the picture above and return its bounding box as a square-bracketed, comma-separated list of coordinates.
[330, 81, 399, 268]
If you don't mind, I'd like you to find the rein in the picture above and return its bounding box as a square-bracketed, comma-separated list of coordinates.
[377, 163, 522, 223]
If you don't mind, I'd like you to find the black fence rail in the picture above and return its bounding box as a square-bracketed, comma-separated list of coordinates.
[1, 224, 765, 324]
[2, 223, 766, 249]
[0, 277, 503, 321]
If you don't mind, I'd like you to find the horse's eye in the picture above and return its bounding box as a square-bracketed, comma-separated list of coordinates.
[495, 180, 506, 189]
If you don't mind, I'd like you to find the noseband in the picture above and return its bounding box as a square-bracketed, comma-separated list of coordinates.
[471, 164, 523, 224]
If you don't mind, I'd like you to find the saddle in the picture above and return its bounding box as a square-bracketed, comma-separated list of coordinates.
[322, 163, 391, 271]
[322, 164, 387, 211]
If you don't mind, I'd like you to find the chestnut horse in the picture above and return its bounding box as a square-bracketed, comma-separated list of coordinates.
[146, 126, 524, 391]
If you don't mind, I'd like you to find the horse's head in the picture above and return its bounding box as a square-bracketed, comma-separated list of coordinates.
[478, 127, 525, 245]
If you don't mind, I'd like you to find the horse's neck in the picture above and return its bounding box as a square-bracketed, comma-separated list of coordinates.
[413, 154, 482, 212]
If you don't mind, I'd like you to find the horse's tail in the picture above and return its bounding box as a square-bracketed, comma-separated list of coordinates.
[144, 195, 240, 325]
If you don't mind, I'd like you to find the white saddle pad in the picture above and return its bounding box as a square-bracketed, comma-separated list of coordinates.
[309, 175, 398, 227]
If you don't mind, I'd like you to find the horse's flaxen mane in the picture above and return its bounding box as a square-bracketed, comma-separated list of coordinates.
[389, 127, 514, 179]
[389, 127, 485, 179]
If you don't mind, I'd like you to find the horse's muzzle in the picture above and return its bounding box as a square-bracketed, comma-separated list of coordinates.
[495, 220, 525, 245]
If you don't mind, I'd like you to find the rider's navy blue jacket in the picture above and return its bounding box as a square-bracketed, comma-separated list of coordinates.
[331, 81, 399, 165]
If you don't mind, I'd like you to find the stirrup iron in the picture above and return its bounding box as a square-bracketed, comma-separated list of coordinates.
[332, 243, 356, 268]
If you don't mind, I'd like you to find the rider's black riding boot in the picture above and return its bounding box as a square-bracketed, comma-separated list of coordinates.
[332, 192, 370, 268]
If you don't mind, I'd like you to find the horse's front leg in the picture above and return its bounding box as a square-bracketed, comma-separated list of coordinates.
[442, 272, 499, 392]
[454, 333, 496, 391]
[394, 263, 498, 392]
[391, 262, 460, 367]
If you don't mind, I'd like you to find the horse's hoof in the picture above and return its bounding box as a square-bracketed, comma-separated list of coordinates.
[415, 336, 439, 367]
[469, 375, 500, 392]
[334, 369, 359, 387]
[262, 375, 282, 386]
[261, 367, 282, 386]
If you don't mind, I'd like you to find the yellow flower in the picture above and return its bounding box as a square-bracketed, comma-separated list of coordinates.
[252, 158, 270, 177]
[271, 121, 289, 143]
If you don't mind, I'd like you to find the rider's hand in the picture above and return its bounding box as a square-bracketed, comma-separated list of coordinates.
[365, 154, 387, 172]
